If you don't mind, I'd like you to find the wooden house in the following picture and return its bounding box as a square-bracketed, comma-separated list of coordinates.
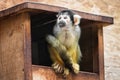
[0, 2, 113, 80]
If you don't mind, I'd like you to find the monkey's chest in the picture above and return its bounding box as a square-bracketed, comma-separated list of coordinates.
[58, 31, 75, 47]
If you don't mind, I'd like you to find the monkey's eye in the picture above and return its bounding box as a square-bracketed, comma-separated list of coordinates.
[59, 17, 61, 20]
[64, 16, 67, 19]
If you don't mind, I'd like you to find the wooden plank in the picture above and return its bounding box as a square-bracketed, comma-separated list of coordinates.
[0, 2, 113, 24]
[0, 2, 28, 18]
[32, 65, 99, 80]
[98, 27, 104, 80]
[72, 72, 99, 80]
[80, 27, 94, 72]
[28, 3, 113, 24]
[92, 27, 99, 73]
[0, 12, 25, 80]
[22, 13, 32, 80]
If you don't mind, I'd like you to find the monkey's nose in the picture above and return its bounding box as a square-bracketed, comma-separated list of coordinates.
[59, 21, 66, 27]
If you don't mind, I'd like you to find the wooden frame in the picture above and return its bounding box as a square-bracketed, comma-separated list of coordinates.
[0, 2, 113, 80]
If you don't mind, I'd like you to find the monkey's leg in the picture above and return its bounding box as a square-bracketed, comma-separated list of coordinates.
[48, 45, 64, 74]
[46, 35, 73, 66]
[68, 46, 81, 74]
[72, 45, 82, 74]
[46, 35, 81, 75]
[46, 35, 72, 76]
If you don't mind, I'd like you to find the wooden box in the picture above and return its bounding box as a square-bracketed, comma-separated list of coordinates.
[0, 2, 113, 80]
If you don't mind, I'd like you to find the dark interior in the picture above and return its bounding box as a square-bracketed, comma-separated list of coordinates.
[30, 10, 99, 73]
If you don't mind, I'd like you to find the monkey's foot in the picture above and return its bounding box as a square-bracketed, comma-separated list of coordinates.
[72, 63, 79, 74]
[52, 63, 64, 74]
[46, 35, 59, 47]
[63, 68, 69, 76]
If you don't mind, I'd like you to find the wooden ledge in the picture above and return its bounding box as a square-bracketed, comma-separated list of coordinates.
[32, 65, 99, 80]
[0, 2, 113, 25]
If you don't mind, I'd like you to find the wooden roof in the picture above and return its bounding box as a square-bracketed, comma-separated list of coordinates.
[0, 2, 113, 25]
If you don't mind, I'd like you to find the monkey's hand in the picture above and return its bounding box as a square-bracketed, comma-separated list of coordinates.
[52, 62, 64, 74]
[72, 63, 80, 74]
[52, 63, 70, 77]
[63, 68, 69, 77]
[46, 35, 59, 48]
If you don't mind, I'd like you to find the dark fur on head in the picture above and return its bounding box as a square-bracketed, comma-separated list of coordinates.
[57, 10, 75, 25]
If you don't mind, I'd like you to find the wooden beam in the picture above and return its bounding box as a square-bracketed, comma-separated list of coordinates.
[0, 2, 113, 25]
[32, 65, 99, 80]
[0, 11, 25, 80]
[98, 26, 104, 80]
[22, 13, 32, 80]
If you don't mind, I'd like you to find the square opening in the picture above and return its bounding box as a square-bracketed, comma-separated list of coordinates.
[30, 10, 99, 73]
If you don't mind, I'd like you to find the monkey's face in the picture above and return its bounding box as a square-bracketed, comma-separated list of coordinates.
[57, 13, 73, 28]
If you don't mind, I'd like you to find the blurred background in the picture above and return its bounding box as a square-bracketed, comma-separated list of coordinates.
[0, 0, 119, 80]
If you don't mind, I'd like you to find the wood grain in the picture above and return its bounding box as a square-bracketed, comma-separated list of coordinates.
[32, 65, 99, 80]
[0, 13, 25, 80]
[22, 13, 32, 80]
[98, 26, 104, 80]
[0, 2, 113, 80]
[92, 27, 99, 73]
[0, 2, 113, 25]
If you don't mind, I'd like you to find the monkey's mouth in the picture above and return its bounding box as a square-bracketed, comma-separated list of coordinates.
[59, 21, 66, 27]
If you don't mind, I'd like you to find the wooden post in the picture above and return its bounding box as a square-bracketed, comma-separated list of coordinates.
[0, 12, 32, 80]
[92, 26, 99, 73]
[98, 26, 104, 80]
[22, 13, 32, 80]
[0, 13, 25, 80]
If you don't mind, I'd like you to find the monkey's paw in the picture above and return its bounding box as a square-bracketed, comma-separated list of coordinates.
[72, 63, 80, 74]
[63, 68, 69, 76]
[52, 63, 64, 74]
[46, 35, 59, 47]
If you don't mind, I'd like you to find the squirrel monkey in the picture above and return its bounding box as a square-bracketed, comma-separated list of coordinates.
[46, 10, 82, 76]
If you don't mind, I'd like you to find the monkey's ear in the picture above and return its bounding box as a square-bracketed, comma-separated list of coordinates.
[74, 15, 81, 25]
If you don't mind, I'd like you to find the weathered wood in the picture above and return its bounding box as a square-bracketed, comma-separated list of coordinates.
[98, 26, 104, 80]
[22, 13, 32, 80]
[92, 27, 99, 73]
[32, 65, 99, 80]
[0, 2, 113, 25]
[80, 27, 94, 72]
[0, 13, 25, 80]
[0, 2, 113, 80]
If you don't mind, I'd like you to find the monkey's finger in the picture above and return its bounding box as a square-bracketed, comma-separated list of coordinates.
[72, 63, 79, 74]
[52, 63, 59, 69]
[60, 67, 64, 73]
[56, 66, 63, 73]
[52, 63, 57, 67]
[63, 68, 69, 76]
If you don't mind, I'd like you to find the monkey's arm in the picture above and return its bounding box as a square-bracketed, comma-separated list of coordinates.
[46, 35, 73, 67]
[76, 45, 82, 62]
[74, 25, 82, 62]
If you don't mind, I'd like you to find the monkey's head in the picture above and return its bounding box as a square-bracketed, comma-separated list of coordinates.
[56, 10, 81, 28]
